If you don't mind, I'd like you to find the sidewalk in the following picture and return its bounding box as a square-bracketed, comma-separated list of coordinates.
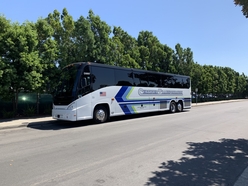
[0, 116, 54, 130]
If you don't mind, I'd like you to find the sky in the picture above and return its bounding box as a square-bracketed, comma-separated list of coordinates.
[0, 0, 248, 75]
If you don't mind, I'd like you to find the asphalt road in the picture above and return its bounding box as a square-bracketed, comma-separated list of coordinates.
[0, 101, 248, 186]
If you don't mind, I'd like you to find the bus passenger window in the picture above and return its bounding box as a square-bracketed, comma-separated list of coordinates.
[115, 69, 133, 86]
[133, 72, 149, 87]
[91, 66, 115, 90]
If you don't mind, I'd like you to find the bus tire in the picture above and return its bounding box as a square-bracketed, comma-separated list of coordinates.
[93, 105, 108, 123]
[169, 101, 176, 113]
[176, 101, 183, 112]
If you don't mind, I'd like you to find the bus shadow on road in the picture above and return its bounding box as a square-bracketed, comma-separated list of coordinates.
[109, 110, 189, 123]
[27, 110, 189, 130]
[145, 138, 248, 186]
[27, 120, 95, 130]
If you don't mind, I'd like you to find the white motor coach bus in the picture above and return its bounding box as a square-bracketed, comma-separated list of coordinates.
[52, 62, 191, 123]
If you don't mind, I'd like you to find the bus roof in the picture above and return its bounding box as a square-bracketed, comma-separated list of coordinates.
[65, 62, 190, 78]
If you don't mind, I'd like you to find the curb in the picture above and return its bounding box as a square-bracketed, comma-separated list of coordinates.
[191, 99, 244, 107]
[0, 99, 247, 130]
[0, 117, 54, 130]
[0, 123, 30, 130]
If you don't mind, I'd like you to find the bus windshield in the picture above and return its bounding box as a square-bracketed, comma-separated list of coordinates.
[53, 64, 81, 105]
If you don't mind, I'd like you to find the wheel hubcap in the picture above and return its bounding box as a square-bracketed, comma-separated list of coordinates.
[171, 104, 176, 112]
[177, 103, 182, 111]
[96, 109, 105, 121]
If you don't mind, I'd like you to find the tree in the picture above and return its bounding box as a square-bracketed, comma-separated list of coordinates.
[223, 67, 236, 94]
[160, 45, 174, 73]
[0, 16, 13, 100]
[87, 10, 112, 64]
[111, 26, 140, 68]
[235, 72, 247, 97]
[35, 18, 58, 92]
[172, 44, 194, 76]
[0, 18, 45, 113]
[46, 8, 75, 68]
[73, 16, 95, 62]
[216, 67, 228, 95]
[138, 46, 150, 70]
[137, 31, 165, 71]
[190, 63, 203, 93]
[234, 0, 248, 18]
[110, 36, 124, 66]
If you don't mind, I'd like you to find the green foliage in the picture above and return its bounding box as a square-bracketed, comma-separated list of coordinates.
[35, 18, 58, 92]
[137, 31, 165, 71]
[73, 16, 95, 62]
[234, 0, 248, 18]
[46, 8, 75, 68]
[112, 26, 140, 68]
[43, 104, 52, 115]
[87, 10, 112, 64]
[23, 105, 36, 117]
[1, 109, 15, 119]
[0, 16, 46, 112]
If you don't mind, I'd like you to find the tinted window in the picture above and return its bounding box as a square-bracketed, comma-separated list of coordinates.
[175, 76, 191, 89]
[78, 65, 91, 96]
[183, 77, 190, 88]
[91, 66, 115, 90]
[53, 64, 81, 105]
[115, 69, 133, 86]
[148, 73, 161, 87]
[133, 72, 149, 87]
[56, 64, 80, 96]
[175, 76, 183, 88]
[185, 77, 190, 88]
[162, 75, 174, 88]
[162, 75, 190, 89]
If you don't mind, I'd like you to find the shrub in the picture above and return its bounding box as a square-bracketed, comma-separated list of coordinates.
[23, 106, 36, 117]
[1, 109, 15, 118]
[43, 104, 52, 115]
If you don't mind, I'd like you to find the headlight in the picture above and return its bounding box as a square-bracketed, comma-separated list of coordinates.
[67, 102, 75, 110]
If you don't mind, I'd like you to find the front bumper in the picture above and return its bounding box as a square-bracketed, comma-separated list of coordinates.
[52, 109, 77, 121]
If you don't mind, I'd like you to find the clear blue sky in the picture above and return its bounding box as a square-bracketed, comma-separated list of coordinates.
[1, 0, 248, 75]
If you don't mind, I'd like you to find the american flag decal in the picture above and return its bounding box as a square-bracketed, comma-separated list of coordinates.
[100, 92, 106, 96]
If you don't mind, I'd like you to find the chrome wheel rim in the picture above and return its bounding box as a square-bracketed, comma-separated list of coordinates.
[171, 103, 176, 112]
[177, 103, 182, 111]
[96, 109, 106, 121]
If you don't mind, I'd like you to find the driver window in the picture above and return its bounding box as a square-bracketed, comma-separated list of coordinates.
[81, 76, 91, 88]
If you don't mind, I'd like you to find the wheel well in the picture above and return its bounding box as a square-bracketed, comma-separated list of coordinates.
[94, 103, 110, 116]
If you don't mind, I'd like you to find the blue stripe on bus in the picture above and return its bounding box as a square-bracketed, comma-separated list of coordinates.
[117, 98, 191, 104]
[120, 104, 132, 115]
[115, 86, 129, 102]
[122, 87, 133, 101]
[115, 87, 191, 115]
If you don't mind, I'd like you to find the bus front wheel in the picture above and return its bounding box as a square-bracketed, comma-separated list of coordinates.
[93, 105, 108, 123]
[169, 101, 176, 113]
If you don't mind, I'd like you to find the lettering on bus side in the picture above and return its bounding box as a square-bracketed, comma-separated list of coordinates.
[138, 88, 183, 96]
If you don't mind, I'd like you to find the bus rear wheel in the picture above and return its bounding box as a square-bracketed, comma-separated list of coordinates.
[93, 105, 108, 123]
[169, 101, 176, 113]
[176, 101, 183, 112]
